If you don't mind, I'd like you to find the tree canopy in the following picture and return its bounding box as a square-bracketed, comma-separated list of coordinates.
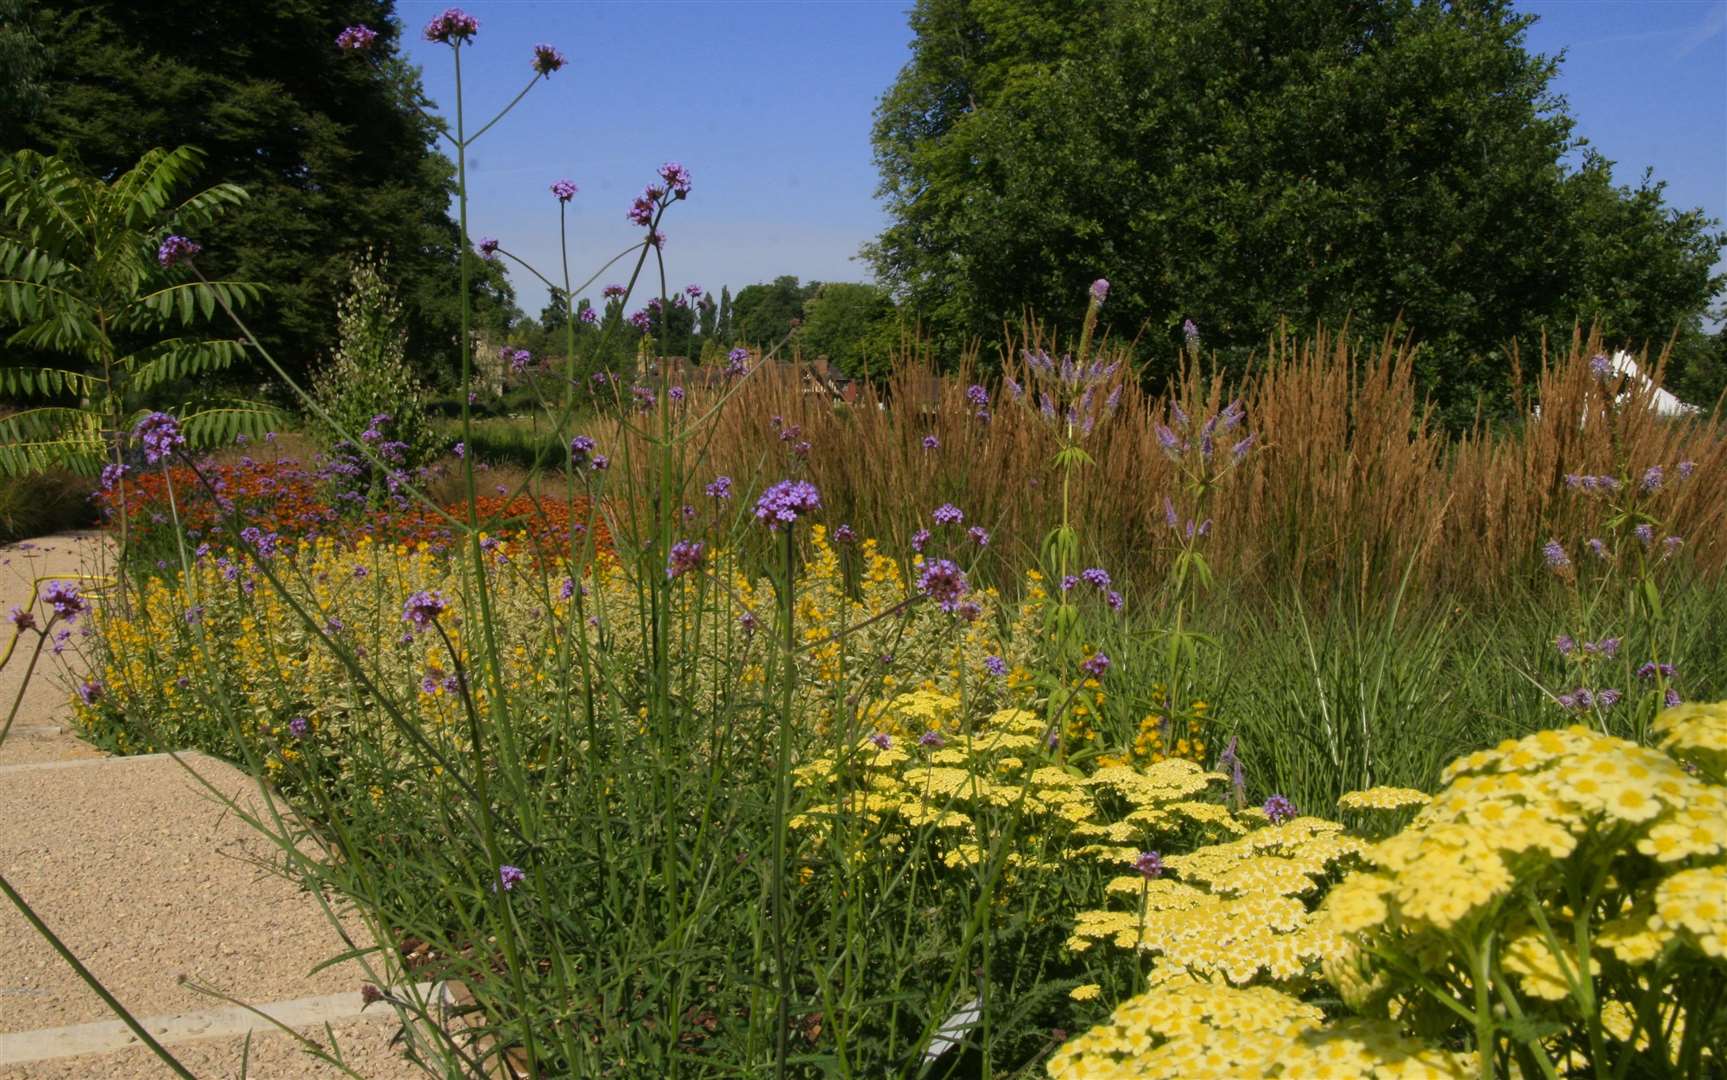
[870, 0, 1726, 420]
[2, 0, 479, 389]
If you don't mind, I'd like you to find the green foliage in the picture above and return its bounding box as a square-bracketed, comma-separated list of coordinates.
[870, 0, 1726, 424]
[8, 0, 467, 388]
[798, 282, 901, 378]
[0, 146, 277, 476]
[731, 274, 818, 347]
[0, 467, 94, 543]
[309, 251, 439, 471]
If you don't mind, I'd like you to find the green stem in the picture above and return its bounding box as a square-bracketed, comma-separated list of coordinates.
[771, 525, 796, 1079]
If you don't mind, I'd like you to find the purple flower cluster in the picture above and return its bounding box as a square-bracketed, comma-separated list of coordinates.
[1079, 652, 1110, 678]
[77, 679, 103, 705]
[1557, 687, 1622, 711]
[983, 655, 1008, 677]
[1636, 661, 1678, 680]
[335, 24, 378, 50]
[705, 475, 733, 500]
[659, 162, 692, 197]
[833, 524, 856, 544]
[754, 479, 821, 530]
[869, 731, 892, 750]
[921, 434, 940, 451]
[504, 346, 532, 373]
[287, 716, 311, 739]
[932, 503, 963, 526]
[917, 559, 969, 613]
[911, 529, 931, 554]
[497, 864, 525, 892]
[919, 730, 945, 748]
[133, 412, 185, 464]
[666, 540, 705, 580]
[532, 44, 567, 77]
[1564, 473, 1620, 493]
[477, 237, 499, 259]
[1589, 353, 1612, 378]
[968, 526, 990, 548]
[1089, 278, 1110, 304]
[1262, 794, 1297, 824]
[43, 581, 85, 622]
[156, 235, 200, 268]
[1133, 851, 1164, 879]
[550, 178, 577, 202]
[1156, 399, 1248, 466]
[401, 589, 448, 629]
[1543, 539, 1570, 569]
[423, 8, 478, 44]
[725, 347, 750, 377]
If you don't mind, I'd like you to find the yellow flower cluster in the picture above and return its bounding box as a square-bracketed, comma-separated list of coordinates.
[1053, 705, 1727, 1078]
[1047, 969, 1470, 1079]
[1336, 786, 1430, 812]
[1068, 812, 1366, 985]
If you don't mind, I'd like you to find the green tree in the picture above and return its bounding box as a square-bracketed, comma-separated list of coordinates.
[7, 0, 465, 388]
[798, 282, 900, 378]
[870, 0, 1725, 422]
[731, 275, 817, 349]
[0, 147, 270, 477]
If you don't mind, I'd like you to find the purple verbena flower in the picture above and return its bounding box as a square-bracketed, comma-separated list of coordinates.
[532, 44, 567, 77]
[932, 503, 963, 526]
[288, 716, 310, 738]
[477, 237, 499, 259]
[705, 475, 733, 500]
[1596, 689, 1622, 709]
[1133, 851, 1164, 879]
[1634, 524, 1655, 546]
[966, 384, 989, 408]
[76, 679, 103, 705]
[910, 528, 931, 554]
[658, 162, 691, 197]
[968, 526, 990, 548]
[916, 559, 969, 613]
[869, 731, 892, 750]
[1089, 278, 1109, 303]
[336, 24, 378, 50]
[984, 655, 1008, 677]
[1080, 567, 1110, 590]
[9, 605, 37, 632]
[1263, 794, 1297, 824]
[726, 347, 750, 377]
[157, 235, 201, 268]
[1556, 634, 1576, 656]
[497, 864, 525, 892]
[133, 412, 185, 463]
[1080, 652, 1110, 678]
[922, 434, 940, 451]
[423, 8, 478, 44]
[43, 581, 85, 622]
[666, 540, 705, 580]
[401, 590, 448, 629]
[550, 178, 578, 202]
[919, 730, 945, 748]
[753, 479, 822, 530]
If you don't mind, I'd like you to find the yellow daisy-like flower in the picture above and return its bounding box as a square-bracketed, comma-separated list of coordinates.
[1652, 865, 1727, 958]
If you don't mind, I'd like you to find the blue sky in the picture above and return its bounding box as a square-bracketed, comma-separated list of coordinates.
[398, 0, 1727, 320]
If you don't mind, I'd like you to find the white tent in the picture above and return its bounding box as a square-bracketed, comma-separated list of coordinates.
[1608, 351, 1698, 417]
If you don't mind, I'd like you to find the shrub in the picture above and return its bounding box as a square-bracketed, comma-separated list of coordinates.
[308, 251, 441, 479]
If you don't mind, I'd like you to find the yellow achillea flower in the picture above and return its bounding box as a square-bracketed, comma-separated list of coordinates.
[1337, 786, 1430, 812]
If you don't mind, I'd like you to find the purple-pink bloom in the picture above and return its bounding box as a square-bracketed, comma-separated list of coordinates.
[1589, 353, 1611, 378]
[666, 540, 705, 580]
[44, 581, 85, 622]
[1640, 465, 1664, 492]
[910, 528, 931, 553]
[833, 524, 856, 544]
[532, 44, 567, 76]
[288, 716, 311, 738]
[916, 559, 969, 613]
[968, 526, 990, 548]
[9, 605, 36, 632]
[754, 479, 822, 530]
[1634, 524, 1655, 546]
[919, 730, 945, 748]
[157, 235, 201, 268]
[983, 655, 1008, 677]
[1543, 539, 1570, 569]
[705, 475, 733, 500]
[922, 433, 940, 451]
[1262, 794, 1297, 823]
[1089, 278, 1109, 303]
[133, 412, 185, 464]
[497, 864, 525, 892]
[423, 8, 478, 44]
[658, 162, 691, 197]
[932, 503, 963, 526]
[1080, 652, 1110, 678]
[966, 384, 989, 408]
[402, 590, 448, 629]
[725, 347, 750, 377]
[1133, 851, 1164, 879]
[76, 679, 103, 705]
[336, 24, 378, 50]
[1081, 567, 1110, 590]
[550, 178, 578, 202]
[477, 237, 499, 259]
[869, 731, 892, 750]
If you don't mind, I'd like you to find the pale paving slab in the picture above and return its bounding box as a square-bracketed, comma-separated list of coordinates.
[0, 536, 423, 1076]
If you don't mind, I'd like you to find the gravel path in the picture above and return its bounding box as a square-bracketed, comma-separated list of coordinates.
[0, 535, 423, 1078]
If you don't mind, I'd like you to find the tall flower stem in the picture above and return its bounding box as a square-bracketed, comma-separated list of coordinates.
[771, 525, 796, 1078]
